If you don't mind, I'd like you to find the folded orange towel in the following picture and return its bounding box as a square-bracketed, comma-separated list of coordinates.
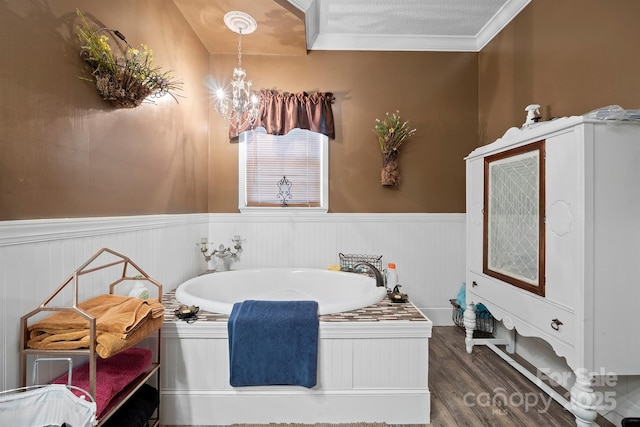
[28, 294, 164, 338]
[95, 316, 163, 358]
[27, 294, 165, 358]
[27, 329, 91, 351]
[27, 313, 163, 358]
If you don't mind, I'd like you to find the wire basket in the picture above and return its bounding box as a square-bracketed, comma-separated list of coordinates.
[449, 299, 495, 338]
[338, 253, 383, 272]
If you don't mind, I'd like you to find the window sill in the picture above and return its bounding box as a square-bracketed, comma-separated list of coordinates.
[238, 206, 328, 214]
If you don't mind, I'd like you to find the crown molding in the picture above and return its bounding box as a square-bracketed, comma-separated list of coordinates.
[475, 0, 531, 51]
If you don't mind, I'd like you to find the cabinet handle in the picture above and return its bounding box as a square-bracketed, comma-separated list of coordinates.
[551, 318, 563, 331]
[472, 281, 478, 287]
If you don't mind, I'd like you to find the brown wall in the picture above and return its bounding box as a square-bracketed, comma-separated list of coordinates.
[10, 1, 637, 219]
[479, 0, 640, 146]
[0, 0, 210, 220]
[208, 51, 478, 213]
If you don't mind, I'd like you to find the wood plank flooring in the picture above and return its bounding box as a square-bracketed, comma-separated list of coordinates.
[429, 326, 614, 427]
[165, 326, 616, 427]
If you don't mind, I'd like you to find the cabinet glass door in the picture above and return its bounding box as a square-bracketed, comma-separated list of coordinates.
[483, 140, 545, 296]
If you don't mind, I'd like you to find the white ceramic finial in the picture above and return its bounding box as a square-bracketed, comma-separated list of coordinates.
[523, 104, 541, 127]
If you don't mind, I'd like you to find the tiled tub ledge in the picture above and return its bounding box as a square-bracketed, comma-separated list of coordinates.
[162, 289, 429, 323]
[160, 290, 433, 425]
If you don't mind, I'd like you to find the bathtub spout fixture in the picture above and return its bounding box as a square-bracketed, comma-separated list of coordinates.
[198, 236, 244, 271]
[352, 261, 385, 287]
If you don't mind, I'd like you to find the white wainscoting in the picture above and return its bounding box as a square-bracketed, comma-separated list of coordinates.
[0, 212, 466, 392]
[161, 319, 432, 425]
[205, 212, 467, 324]
[0, 214, 209, 392]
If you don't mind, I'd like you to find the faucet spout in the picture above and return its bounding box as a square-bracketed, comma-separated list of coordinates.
[352, 261, 385, 287]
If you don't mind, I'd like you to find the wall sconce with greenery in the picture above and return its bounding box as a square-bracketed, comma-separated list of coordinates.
[75, 10, 182, 108]
[374, 111, 417, 186]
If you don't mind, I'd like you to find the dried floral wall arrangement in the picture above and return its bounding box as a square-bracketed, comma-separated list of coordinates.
[75, 10, 182, 108]
[374, 111, 417, 186]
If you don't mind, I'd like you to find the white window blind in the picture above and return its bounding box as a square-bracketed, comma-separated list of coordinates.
[238, 127, 328, 211]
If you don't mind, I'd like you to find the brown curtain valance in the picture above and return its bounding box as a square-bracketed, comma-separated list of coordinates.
[232, 90, 335, 139]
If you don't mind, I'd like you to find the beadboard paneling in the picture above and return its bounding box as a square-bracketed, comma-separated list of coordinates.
[0, 212, 465, 392]
[0, 214, 209, 392]
[207, 213, 466, 323]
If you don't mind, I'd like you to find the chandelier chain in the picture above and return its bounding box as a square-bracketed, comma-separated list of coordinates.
[237, 30, 243, 67]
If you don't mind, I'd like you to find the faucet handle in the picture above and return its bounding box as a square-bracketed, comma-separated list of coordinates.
[231, 235, 245, 250]
[352, 261, 385, 287]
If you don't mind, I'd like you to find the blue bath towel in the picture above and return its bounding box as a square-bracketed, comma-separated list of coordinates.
[228, 299, 319, 388]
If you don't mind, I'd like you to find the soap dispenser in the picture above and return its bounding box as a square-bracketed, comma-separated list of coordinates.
[129, 281, 150, 299]
[385, 263, 398, 292]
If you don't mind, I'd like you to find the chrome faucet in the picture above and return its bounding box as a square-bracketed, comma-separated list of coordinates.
[198, 235, 244, 271]
[352, 261, 385, 287]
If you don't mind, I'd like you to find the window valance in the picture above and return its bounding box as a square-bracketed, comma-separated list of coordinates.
[231, 90, 335, 139]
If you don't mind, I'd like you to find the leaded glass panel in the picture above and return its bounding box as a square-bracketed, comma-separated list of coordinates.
[483, 141, 545, 296]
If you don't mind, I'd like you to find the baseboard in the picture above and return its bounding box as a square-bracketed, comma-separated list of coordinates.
[421, 307, 455, 326]
[161, 389, 430, 425]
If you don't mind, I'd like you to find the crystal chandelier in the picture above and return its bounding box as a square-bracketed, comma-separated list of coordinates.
[214, 11, 260, 131]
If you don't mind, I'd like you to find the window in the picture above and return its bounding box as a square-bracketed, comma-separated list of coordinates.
[238, 127, 328, 212]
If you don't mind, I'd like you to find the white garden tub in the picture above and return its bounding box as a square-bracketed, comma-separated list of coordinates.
[163, 267, 432, 425]
[175, 267, 387, 315]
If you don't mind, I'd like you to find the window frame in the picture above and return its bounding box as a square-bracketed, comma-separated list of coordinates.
[238, 127, 329, 213]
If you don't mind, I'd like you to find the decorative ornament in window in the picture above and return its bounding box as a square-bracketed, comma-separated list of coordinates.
[374, 111, 417, 186]
[277, 176, 292, 207]
[75, 9, 183, 108]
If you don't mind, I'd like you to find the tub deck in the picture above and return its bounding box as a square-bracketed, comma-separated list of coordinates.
[161, 290, 432, 425]
[163, 290, 429, 323]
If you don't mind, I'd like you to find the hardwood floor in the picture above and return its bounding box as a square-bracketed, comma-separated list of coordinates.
[165, 326, 616, 427]
[429, 326, 615, 427]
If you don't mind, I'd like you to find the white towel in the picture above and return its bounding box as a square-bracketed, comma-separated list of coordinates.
[0, 384, 96, 427]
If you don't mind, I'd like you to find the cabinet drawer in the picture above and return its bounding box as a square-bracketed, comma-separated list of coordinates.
[466, 272, 576, 347]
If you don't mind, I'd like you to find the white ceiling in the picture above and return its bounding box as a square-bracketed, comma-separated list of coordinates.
[289, 0, 531, 52]
[173, 0, 531, 55]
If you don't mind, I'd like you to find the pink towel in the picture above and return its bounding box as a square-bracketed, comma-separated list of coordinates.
[52, 347, 152, 417]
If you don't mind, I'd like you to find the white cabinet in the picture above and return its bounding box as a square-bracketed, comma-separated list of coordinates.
[464, 116, 640, 426]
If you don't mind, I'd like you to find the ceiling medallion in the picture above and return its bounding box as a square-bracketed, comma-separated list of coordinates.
[223, 11, 257, 35]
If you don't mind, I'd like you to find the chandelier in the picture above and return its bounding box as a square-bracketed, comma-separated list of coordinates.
[214, 11, 260, 131]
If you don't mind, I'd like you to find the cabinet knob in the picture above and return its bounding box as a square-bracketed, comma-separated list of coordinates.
[472, 281, 478, 287]
[551, 318, 563, 331]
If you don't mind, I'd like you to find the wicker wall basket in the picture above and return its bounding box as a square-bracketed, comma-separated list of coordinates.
[91, 69, 153, 109]
[76, 9, 182, 109]
[381, 151, 400, 186]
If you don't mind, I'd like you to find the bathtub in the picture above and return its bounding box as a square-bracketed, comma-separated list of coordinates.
[175, 267, 388, 315]
[162, 268, 432, 425]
